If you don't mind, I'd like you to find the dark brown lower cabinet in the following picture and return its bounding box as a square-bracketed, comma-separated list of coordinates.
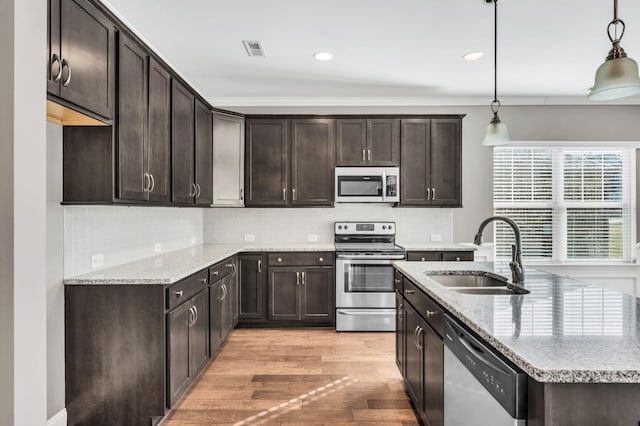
[209, 258, 238, 353]
[399, 280, 444, 426]
[268, 266, 334, 323]
[300, 267, 334, 320]
[168, 289, 209, 408]
[238, 254, 266, 322]
[406, 250, 474, 262]
[209, 281, 223, 353]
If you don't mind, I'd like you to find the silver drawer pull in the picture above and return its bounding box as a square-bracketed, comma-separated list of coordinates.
[200, 278, 207, 284]
[426, 310, 439, 317]
[174, 290, 183, 297]
[421, 257, 426, 261]
[404, 289, 415, 295]
[455, 257, 461, 261]
[394, 278, 401, 285]
[213, 271, 219, 276]
[277, 257, 282, 262]
[319, 257, 324, 262]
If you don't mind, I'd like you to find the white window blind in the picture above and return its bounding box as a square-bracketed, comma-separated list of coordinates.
[493, 147, 635, 262]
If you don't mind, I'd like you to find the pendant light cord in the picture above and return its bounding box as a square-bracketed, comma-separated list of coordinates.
[494, 0, 498, 104]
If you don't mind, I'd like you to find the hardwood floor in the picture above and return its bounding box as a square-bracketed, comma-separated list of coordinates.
[163, 329, 419, 426]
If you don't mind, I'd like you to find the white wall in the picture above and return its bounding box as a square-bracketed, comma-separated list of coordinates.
[46, 123, 65, 419]
[222, 105, 640, 243]
[0, 0, 48, 424]
[205, 204, 452, 244]
[64, 206, 204, 277]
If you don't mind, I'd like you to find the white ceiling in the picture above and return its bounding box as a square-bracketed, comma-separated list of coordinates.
[103, 0, 640, 106]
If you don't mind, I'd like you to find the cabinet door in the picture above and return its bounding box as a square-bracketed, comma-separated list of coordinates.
[395, 291, 405, 376]
[404, 303, 424, 414]
[189, 290, 209, 379]
[400, 119, 431, 205]
[167, 302, 190, 407]
[336, 119, 367, 166]
[300, 267, 334, 321]
[238, 255, 265, 320]
[195, 99, 213, 206]
[423, 323, 444, 426]
[430, 119, 461, 206]
[213, 113, 245, 206]
[367, 119, 400, 166]
[171, 81, 195, 204]
[221, 275, 234, 339]
[290, 119, 335, 206]
[268, 267, 299, 320]
[116, 33, 148, 202]
[209, 282, 223, 353]
[245, 119, 288, 206]
[230, 258, 239, 326]
[47, 0, 61, 95]
[147, 59, 171, 203]
[59, 0, 115, 119]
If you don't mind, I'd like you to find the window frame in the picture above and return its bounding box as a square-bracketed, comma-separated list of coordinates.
[493, 143, 637, 263]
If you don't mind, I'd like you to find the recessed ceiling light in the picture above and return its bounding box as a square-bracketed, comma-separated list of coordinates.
[314, 52, 333, 61]
[463, 51, 485, 61]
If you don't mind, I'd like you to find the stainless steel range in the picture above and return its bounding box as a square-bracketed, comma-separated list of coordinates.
[335, 221, 405, 331]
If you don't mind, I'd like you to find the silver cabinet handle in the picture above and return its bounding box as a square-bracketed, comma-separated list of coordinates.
[292, 188, 296, 201]
[394, 278, 401, 285]
[404, 289, 415, 295]
[257, 260, 262, 273]
[277, 257, 282, 263]
[420, 257, 426, 261]
[143, 173, 151, 192]
[368, 149, 371, 161]
[226, 263, 233, 269]
[302, 272, 306, 285]
[426, 187, 431, 200]
[296, 272, 300, 285]
[455, 257, 461, 261]
[51, 53, 62, 82]
[174, 290, 184, 298]
[240, 187, 244, 200]
[195, 183, 201, 199]
[61, 58, 71, 87]
[189, 183, 197, 197]
[230, 263, 237, 277]
[200, 277, 208, 284]
[413, 325, 420, 349]
[426, 310, 439, 318]
[416, 327, 424, 350]
[221, 283, 228, 300]
[188, 307, 195, 327]
[282, 188, 287, 201]
[432, 188, 436, 200]
[193, 305, 198, 324]
[319, 257, 324, 262]
[149, 174, 155, 192]
[362, 150, 366, 161]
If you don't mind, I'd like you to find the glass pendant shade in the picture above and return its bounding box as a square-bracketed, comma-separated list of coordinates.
[589, 56, 640, 100]
[482, 117, 510, 146]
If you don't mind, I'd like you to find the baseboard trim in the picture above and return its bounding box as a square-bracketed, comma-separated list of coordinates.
[47, 408, 67, 426]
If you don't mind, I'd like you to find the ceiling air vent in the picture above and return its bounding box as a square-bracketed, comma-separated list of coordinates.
[243, 40, 266, 57]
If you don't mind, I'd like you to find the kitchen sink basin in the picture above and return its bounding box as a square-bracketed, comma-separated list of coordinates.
[425, 271, 530, 295]
[426, 273, 508, 288]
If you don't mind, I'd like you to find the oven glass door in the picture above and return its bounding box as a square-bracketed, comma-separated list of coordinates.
[337, 176, 383, 197]
[344, 263, 395, 292]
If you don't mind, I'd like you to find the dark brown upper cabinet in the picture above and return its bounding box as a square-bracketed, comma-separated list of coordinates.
[336, 118, 399, 166]
[171, 81, 196, 204]
[245, 119, 335, 207]
[48, 0, 116, 120]
[400, 118, 461, 207]
[117, 34, 172, 204]
[194, 99, 214, 206]
[290, 119, 335, 206]
[245, 119, 289, 207]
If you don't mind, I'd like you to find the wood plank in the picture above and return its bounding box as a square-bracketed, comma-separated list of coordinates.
[162, 329, 418, 425]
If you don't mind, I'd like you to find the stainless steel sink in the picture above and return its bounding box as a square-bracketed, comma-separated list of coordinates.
[426, 273, 508, 288]
[426, 271, 530, 295]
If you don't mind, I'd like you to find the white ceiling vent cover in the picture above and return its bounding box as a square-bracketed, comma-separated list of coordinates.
[243, 40, 266, 57]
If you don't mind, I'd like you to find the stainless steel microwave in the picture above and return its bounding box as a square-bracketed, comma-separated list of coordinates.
[335, 167, 400, 203]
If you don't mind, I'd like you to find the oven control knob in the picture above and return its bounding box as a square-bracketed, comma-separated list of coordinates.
[338, 225, 342, 230]
[382, 225, 387, 230]
[389, 225, 393, 230]
[344, 225, 349, 230]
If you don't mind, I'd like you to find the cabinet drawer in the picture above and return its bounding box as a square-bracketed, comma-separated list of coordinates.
[407, 251, 443, 262]
[441, 251, 474, 261]
[209, 259, 233, 283]
[267, 252, 334, 267]
[167, 270, 209, 310]
[402, 278, 444, 337]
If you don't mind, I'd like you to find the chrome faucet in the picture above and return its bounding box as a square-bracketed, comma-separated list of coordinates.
[473, 216, 525, 285]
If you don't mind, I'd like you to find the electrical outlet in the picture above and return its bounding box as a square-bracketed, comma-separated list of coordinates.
[191, 236, 197, 245]
[430, 234, 442, 242]
[154, 243, 162, 253]
[244, 234, 256, 242]
[307, 234, 319, 242]
[90, 254, 104, 269]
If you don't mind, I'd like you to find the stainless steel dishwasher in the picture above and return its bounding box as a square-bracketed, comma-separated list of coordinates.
[444, 315, 527, 426]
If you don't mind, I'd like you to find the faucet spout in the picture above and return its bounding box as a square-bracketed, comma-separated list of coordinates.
[473, 216, 525, 285]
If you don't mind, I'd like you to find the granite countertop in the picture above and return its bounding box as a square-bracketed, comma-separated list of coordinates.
[397, 242, 477, 251]
[393, 261, 640, 384]
[64, 243, 336, 285]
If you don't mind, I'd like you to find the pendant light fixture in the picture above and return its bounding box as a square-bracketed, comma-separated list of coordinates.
[589, 0, 640, 100]
[482, 0, 510, 146]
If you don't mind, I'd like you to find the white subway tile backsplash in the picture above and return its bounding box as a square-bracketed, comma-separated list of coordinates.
[64, 206, 203, 277]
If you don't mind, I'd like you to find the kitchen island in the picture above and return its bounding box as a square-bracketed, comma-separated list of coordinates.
[393, 260, 640, 425]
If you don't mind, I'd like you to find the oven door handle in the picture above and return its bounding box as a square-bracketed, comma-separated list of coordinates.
[337, 309, 396, 315]
[336, 255, 405, 261]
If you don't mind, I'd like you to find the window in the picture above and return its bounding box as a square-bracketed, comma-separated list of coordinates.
[493, 146, 635, 262]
